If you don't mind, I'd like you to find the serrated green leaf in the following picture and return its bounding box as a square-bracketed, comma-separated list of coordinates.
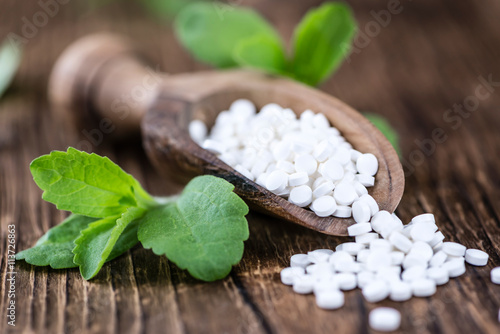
[73, 207, 146, 280]
[29, 147, 154, 218]
[174, 2, 283, 68]
[291, 2, 356, 86]
[16, 214, 141, 270]
[233, 33, 287, 75]
[0, 38, 22, 98]
[364, 113, 401, 156]
[16, 215, 98, 269]
[138, 175, 249, 281]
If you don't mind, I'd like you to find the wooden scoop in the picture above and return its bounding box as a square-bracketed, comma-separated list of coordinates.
[48, 34, 404, 236]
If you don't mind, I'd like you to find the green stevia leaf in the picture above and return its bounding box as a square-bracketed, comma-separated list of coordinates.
[364, 113, 401, 156]
[138, 175, 249, 282]
[16, 215, 98, 269]
[174, 2, 283, 68]
[16, 214, 141, 269]
[291, 2, 356, 86]
[0, 38, 22, 97]
[233, 33, 287, 75]
[29, 147, 154, 218]
[73, 207, 146, 280]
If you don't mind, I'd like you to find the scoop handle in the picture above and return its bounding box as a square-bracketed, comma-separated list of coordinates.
[48, 33, 164, 136]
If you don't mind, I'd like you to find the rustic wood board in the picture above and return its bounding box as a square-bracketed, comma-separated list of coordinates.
[1, 0, 500, 333]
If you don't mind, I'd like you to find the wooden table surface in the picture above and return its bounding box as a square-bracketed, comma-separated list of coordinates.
[2, 0, 500, 333]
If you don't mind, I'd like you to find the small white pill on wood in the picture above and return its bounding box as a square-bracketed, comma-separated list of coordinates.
[442, 242, 467, 257]
[189, 120, 208, 143]
[410, 223, 436, 242]
[426, 267, 449, 285]
[289, 185, 313, 207]
[359, 194, 379, 216]
[442, 258, 466, 278]
[333, 183, 358, 206]
[280, 267, 305, 285]
[311, 196, 337, 217]
[295, 154, 317, 175]
[363, 280, 390, 303]
[293, 275, 316, 294]
[322, 158, 344, 181]
[411, 278, 437, 297]
[315, 290, 345, 310]
[334, 273, 357, 290]
[369, 307, 401, 332]
[266, 170, 288, 192]
[288, 172, 309, 187]
[348, 222, 372, 236]
[389, 231, 413, 253]
[341, 242, 365, 256]
[312, 181, 334, 197]
[465, 249, 489, 266]
[491, 267, 500, 284]
[356, 174, 375, 187]
[429, 251, 448, 267]
[290, 254, 311, 268]
[352, 201, 372, 223]
[333, 205, 352, 218]
[402, 265, 427, 282]
[355, 232, 379, 245]
[411, 213, 435, 224]
[390, 281, 412, 302]
[356, 153, 378, 176]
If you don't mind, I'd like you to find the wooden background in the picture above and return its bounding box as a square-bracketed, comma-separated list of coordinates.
[2, 0, 500, 333]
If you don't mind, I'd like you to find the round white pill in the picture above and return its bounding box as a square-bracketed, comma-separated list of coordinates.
[359, 194, 379, 215]
[410, 223, 436, 242]
[367, 250, 392, 271]
[333, 182, 357, 206]
[348, 222, 372, 236]
[295, 154, 317, 175]
[370, 210, 393, 233]
[341, 242, 365, 256]
[369, 308, 401, 332]
[334, 273, 357, 290]
[369, 239, 392, 253]
[277, 160, 295, 174]
[289, 185, 313, 207]
[312, 181, 335, 198]
[189, 120, 208, 143]
[288, 172, 309, 187]
[353, 181, 368, 196]
[402, 265, 426, 282]
[335, 261, 362, 274]
[313, 140, 333, 162]
[442, 258, 466, 278]
[357, 271, 375, 288]
[356, 153, 378, 176]
[390, 281, 412, 302]
[352, 201, 372, 223]
[442, 242, 467, 257]
[428, 231, 445, 247]
[402, 253, 428, 269]
[465, 249, 489, 266]
[333, 205, 352, 218]
[234, 164, 254, 181]
[329, 250, 354, 265]
[389, 231, 413, 253]
[230, 98, 256, 116]
[355, 232, 379, 245]
[409, 241, 434, 262]
[426, 267, 449, 285]
[411, 213, 435, 224]
[202, 139, 226, 155]
[311, 196, 337, 217]
[266, 170, 288, 192]
[322, 158, 344, 181]
[272, 141, 292, 161]
[391, 251, 405, 266]
[429, 251, 448, 267]
[307, 249, 333, 263]
[280, 267, 305, 285]
[290, 254, 311, 268]
[411, 278, 436, 297]
[356, 174, 375, 187]
[491, 267, 500, 284]
[363, 280, 390, 303]
[315, 290, 344, 310]
[293, 275, 316, 294]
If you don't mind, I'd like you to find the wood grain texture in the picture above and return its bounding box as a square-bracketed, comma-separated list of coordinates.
[1, 0, 500, 333]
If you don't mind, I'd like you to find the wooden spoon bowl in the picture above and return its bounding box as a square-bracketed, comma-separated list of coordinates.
[49, 34, 404, 236]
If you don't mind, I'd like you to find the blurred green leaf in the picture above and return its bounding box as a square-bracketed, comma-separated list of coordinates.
[364, 113, 401, 156]
[233, 33, 287, 75]
[0, 39, 22, 98]
[291, 2, 356, 86]
[174, 2, 283, 68]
